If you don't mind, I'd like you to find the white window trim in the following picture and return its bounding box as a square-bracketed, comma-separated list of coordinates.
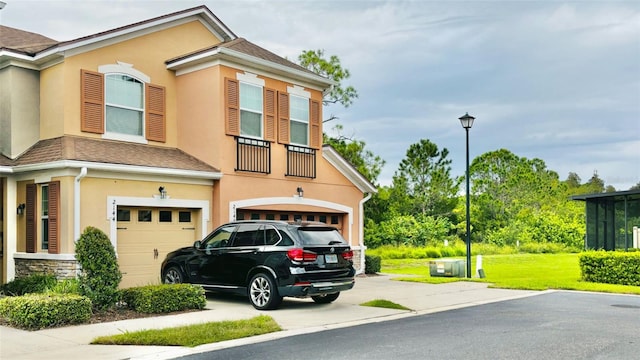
[237, 72, 264, 140]
[99, 62, 150, 144]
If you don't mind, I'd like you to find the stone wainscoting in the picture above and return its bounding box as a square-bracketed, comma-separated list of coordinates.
[15, 258, 79, 280]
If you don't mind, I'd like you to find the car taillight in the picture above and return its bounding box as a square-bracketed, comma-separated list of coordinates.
[341, 250, 354, 261]
[287, 248, 318, 263]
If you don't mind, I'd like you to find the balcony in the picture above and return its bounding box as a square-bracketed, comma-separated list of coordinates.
[286, 145, 316, 178]
[235, 137, 270, 174]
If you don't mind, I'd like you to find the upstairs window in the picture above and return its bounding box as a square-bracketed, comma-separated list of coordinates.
[240, 82, 263, 138]
[290, 94, 309, 146]
[81, 63, 165, 143]
[105, 74, 144, 138]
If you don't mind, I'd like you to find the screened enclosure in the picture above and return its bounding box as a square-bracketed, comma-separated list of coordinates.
[573, 190, 640, 250]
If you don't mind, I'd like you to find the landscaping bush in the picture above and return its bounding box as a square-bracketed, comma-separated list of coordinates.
[0, 293, 92, 330]
[121, 284, 206, 314]
[1, 274, 57, 296]
[365, 255, 381, 274]
[75, 227, 122, 310]
[48, 278, 81, 295]
[579, 251, 640, 286]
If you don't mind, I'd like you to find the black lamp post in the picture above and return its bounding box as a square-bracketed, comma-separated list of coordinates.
[458, 112, 475, 278]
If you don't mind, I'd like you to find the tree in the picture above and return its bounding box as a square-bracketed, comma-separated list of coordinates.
[469, 149, 565, 239]
[391, 139, 459, 217]
[323, 125, 385, 185]
[298, 49, 358, 123]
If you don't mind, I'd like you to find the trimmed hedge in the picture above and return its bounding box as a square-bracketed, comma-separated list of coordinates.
[365, 255, 381, 274]
[579, 251, 640, 286]
[1, 274, 57, 296]
[121, 284, 206, 314]
[0, 294, 92, 330]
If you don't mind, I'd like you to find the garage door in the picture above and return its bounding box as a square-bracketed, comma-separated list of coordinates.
[117, 207, 197, 288]
[236, 210, 344, 234]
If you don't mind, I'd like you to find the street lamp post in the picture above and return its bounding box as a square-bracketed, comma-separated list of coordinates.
[458, 113, 475, 278]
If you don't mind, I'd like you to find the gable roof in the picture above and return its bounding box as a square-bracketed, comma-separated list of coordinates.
[166, 37, 334, 90]
[0, 25, 59, 55]
[9, 136, 221, 179]
[0, 5, 236, 67]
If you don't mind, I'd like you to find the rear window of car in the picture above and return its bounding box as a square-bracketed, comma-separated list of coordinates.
[295, 227, 348, 246]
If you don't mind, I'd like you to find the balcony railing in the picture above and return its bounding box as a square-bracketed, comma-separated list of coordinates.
[235, 137, 271, 174]
[286, 145, 316, 178]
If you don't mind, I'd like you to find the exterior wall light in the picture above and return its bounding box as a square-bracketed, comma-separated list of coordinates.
[17, 203, 26, 215]
[296, 187, 304, 197]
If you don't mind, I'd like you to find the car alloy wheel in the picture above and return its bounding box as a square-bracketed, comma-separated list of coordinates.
[249, 273, 282, 310]
[163, 266, 184, 284]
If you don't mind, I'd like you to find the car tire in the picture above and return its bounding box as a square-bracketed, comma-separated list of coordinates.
[163, 266, 184, 284]
[249, 273, 282, 310]
[311, 292, 340, 304]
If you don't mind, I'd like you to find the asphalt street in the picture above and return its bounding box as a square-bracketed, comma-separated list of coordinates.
[176, 291, 640, 360]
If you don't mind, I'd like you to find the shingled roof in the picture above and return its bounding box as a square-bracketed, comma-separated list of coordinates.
[12, 136, 220, 175]
[0, 25, 59, 55]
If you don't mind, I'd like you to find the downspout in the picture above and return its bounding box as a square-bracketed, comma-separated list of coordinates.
[74, 167, 87, 242]
[357, 192, 372, 275]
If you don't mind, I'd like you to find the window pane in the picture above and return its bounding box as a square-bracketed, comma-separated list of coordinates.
[266, 214, 275, 220]
[290, 95, 308, 122]
[307, 215, 315, 221]
[41, 185, 49, 216]
[237, 212, 245, 220]
[179, 211, 191, 223]
[42, 219, 49, 250]
[290, 120, 308, 145]
[251, 213, 260, 220]
[159, 210, 172, 222]
[280, 214, 289, 221]
[106, 106, 143, 135]
[240, 110, 262, 137]
[117, 209, 130, 222]
[240, 82, 262, 112]
[319, 215, 327, 223]
[331, 215, 339, 224]
[138, 210, 152, 222]
[106, 75, 143, 108]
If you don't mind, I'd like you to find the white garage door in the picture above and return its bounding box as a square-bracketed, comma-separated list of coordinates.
[117, 207, 197, 288]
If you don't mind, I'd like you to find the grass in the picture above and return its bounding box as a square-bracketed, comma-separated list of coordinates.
[382, 253, 640, 295]
[360, 299, 412, 311]
[91, 315, 281, 347]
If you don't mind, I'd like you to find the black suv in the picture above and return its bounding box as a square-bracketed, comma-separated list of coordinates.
[161, 220, 356, 310]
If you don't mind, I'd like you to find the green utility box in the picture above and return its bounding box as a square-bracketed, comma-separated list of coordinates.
[429, 259, 466, 277]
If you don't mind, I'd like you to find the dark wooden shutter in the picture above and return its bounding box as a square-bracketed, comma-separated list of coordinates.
[80, 69, 104, 134]
[277, 91, 290, 144]
[264, 88, 276, 142]
[47, 181, 60, 254]
[25, 184, 37, 253]
[145, 84, 166, 142]
[310, 99, 321, 149]
[225, 78, 240, 136]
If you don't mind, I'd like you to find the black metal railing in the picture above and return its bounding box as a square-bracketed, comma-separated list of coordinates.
[285, 145, 316, 178]
[235, 137, 271, 174]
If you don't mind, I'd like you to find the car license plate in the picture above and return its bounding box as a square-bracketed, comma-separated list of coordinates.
[325, 254, 338, 264]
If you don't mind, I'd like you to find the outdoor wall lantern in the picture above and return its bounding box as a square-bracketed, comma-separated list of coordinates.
[296, 187, 304, 198]
[159, 186, 167, 199]
[17, 203, 26, 215]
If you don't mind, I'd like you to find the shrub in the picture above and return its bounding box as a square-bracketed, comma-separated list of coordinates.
[364, 255, 381, 274]
[75, 227, 122, 310]
[1, 274, 57, 296]
[48, 278, 81, 295]
[579, 251, 640, 286]
[0, 293, 92, 330]
[121, 284, 206, 314]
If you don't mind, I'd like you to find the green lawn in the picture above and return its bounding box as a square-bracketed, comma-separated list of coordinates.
[382, 253, 640, 295]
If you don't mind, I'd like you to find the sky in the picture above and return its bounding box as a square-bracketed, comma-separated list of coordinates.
[2, 0, 639, 190]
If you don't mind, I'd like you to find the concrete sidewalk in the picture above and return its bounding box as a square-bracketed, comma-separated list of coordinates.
[0, 275, 543, 360]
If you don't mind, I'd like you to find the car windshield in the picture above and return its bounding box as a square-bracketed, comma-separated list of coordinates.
[296, 227, 347, 246]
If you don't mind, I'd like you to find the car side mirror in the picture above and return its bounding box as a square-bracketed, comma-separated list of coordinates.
[194, 240, 202, 249]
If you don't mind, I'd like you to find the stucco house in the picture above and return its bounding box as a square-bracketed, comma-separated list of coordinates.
[0, 5, 376, 288]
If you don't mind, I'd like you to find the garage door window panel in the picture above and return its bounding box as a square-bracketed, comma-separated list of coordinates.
[159, 210, 172, 223]
[138, 210, 152, 222]
[179, 211, 191, 223]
